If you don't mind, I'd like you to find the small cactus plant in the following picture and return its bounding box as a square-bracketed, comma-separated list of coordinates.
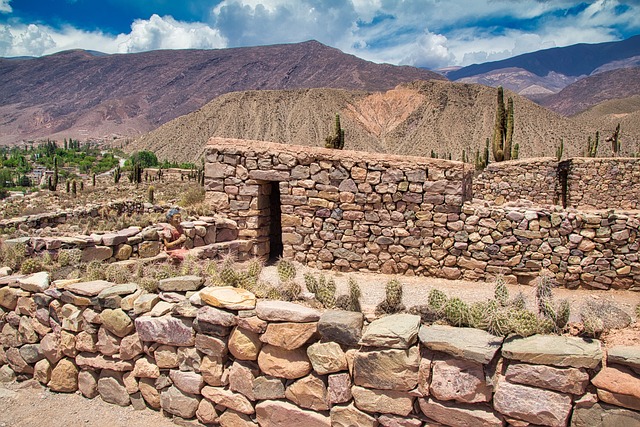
[427, 288, 448, 313]
[316, 276, 336, 308]
[148, 185, 155, 204]
[304, 272, 319, 294]
[443, 297, 470, 327]
[385, 279, 403, 307]
[276, 258, 296, 282]
[494, 275, 509, 306]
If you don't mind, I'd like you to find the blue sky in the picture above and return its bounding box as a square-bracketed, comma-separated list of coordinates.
[1, 0, 639, 68]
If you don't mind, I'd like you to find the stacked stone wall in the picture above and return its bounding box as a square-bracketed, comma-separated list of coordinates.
[2, 216, 250, 264]
[472, 158, 560, 205]
[566, 158, 640, 210]
[205, 139, 640, 290]
[1, 279, 639, 426]
[473, 157, 640, 210]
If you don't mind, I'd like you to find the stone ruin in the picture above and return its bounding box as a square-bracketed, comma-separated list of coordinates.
[204, 138, 640, 290]
[0, 137, 639, 426]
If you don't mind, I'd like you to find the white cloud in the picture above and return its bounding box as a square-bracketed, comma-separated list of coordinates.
[119, 14, 227, 53]
[0, 0, 11, 14]
[0, 15, 228, 57]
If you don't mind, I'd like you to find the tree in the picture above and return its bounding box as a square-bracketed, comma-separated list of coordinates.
[128, 151, 158, 168]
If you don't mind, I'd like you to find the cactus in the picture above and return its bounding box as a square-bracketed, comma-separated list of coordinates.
[607, 123, 621, 155]
[276, 258, 296, 282]
[281, 281, 302, 302]
[304, 273, 319, 294]
[385, 279, 403, 308]
[556, 138, 564, 161]
[316, 277, 336, 308]
[148, 186, 155, 204]
[494, 275, 509, 306]
[71, 179, 77, 196]
[582, 315, 604, 338]
[555, 299, 571, 330]
[105, 264, 131, 284]
[443, 297, 470, 327]
[325, 113, 345, 149]
[510, 291, 527, 310]
[48, 156, 59, 191]
[512, 143, 520, 159]
[20, 258, 43, 274]
[66, 180, 70, 193]
[491, 87, 515, 162]
[114, 165, 121, 183]
[487, 307, 512, 336]
[427, 288, 448, 313]
[469, 300, 494, 330]
[347, 277, 362, 312]
[587, 131, 599, 157]
[511, 309, 540, 337]
[247, 258, 263, 280]
[219, 256, 238, 287]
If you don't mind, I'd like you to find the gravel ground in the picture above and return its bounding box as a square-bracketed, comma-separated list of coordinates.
[0, 381, 178, 427]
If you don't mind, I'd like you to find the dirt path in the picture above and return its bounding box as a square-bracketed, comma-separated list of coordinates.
[0, 381, 177, 427]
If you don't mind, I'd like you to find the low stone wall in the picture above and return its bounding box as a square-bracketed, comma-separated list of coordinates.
[3, 215, 251, 264]
[473, 158, 560, 205]
[1, 279, 639, 426]
[473, 157, 640, 210]
[567, 158, 640, 210]
[0, 200, 165, 233]
[448, 205, 640, 290]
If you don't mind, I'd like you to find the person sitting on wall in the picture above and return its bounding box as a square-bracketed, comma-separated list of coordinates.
[162, 208, 189, 260]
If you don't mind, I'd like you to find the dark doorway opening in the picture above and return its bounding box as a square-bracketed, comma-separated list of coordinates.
[268, 181, 283, 261]
[558, 160, 570, 209]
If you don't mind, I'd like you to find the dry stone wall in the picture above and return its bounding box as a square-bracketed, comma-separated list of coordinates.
[1, 278, 639, 426]
[566, 158, 640, 211]
[2, 215, 250, 265]
[205, 139, 640, 290]
[472, 158, 560, 205]
[205, 138, 473, 274]
[473, 157, 640, 210]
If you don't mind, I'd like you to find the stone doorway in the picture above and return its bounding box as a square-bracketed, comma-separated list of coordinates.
[267, 181, 283, 261]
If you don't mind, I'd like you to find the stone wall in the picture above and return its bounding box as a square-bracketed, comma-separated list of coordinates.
[204, 140, 639, 290]
[472, 158, 560, 205]
[1, 279, 639, 426]
[0, 200, 164, 233]
[2, 215, 250, 265]
[473, 157, 640, 210]
[567, 158, 640, 210]
[204, 138, 474, 274]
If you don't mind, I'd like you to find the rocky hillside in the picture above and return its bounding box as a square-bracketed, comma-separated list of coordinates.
[541, 67, 640, 116]
[0, 41, 444, 145]
[129, 80, 591, 164]
[571, 95, 640, 155]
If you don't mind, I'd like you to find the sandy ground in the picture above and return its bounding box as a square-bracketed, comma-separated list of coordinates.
[260, 262, 640, 334]
[0, 381, 178, 427]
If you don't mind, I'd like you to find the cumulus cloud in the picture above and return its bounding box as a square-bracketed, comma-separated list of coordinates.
[0, 15, 228, 57]
[0, 0, 11, 14]
[118, 14, 227, 53]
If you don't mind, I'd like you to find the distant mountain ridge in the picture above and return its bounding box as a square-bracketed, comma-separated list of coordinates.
[444, 35, 640, 104]
[447, 35, 640, 80]
[0, 40, 444, 145]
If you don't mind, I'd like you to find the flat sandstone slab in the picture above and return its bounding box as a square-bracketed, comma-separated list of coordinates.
[501, 335, 602, 369]
[418, 325, 503, 364]
[60, 279, 114, 297]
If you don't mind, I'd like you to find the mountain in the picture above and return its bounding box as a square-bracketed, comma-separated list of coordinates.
[541, 67, 640, 116]
[128, 81, 591, 164]
[444, 35, 640, 100]
[0, 41, 444, 145]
